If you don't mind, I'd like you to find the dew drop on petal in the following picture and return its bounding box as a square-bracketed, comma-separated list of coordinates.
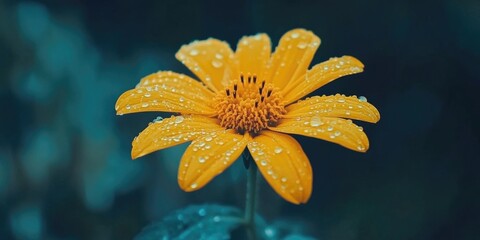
[260, 160, 267, 166]
[179, 97, 185, 102]
[359, 96, 368, 102]
[198, 157, 206, 163]
[153, 116, 163, 122]
[189, 49, 199, 56]
[297, 42, 307, 49]
[310, 116, 322, 127]
[205, 136, 212, 142]
[274, 146, 283, 154]
[291, 32, 300, 38]
[141, 103, 149, 108]
[327, 126, 334, 131]
[211, 60, 223, 68]
[190, 183, 198, 189]
[175, 116, 184, 124]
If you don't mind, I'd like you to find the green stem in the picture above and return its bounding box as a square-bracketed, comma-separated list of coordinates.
[244, 152, 258, 240]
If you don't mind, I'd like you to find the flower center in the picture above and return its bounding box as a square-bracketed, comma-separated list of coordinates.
[214, 73, 286, 134]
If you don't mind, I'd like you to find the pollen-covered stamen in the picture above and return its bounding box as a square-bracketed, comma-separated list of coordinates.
[214, 73, 286, 134]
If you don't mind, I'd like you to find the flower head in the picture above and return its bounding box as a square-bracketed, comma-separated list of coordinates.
[115, 29, 380, 204]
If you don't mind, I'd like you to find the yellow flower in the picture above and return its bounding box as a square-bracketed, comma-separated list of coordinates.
[115, 29, 380, 204]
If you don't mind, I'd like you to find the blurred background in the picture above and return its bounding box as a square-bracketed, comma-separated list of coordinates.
[1, 0, 479, 239]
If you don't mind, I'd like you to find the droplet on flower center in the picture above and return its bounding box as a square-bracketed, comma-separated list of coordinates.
[214, 73, 286, 134]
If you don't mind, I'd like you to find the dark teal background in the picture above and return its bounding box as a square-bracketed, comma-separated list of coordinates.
[1, 0, 479, 239]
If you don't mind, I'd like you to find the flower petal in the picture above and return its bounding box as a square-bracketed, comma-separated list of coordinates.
[131, 115, 223, 159]
[178, 131, 249, 191]
[270, 117, 369, 152]
[285, 94, 380, 123]
[266, 29, 321, 89]
[248, 131, 312, 204]
[115, 71, 216, 115]
[176, 39, 236, 92]
[282, 56, 364, 104]
[235, 33, 271, 79]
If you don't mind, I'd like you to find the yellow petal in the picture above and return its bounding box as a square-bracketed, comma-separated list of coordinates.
[282, 56, 364, 104]
[176, 39, 236, 92]
[248, 131, 312, 204]
[131, 115, 223, 159]
[235, 33, 271, 79]
[266, 29, 321, 89]
[285, 94, 380, 123]
[115, 71, 216, 115]
[178, 131, 249, 191]
[270, 117, 369, 152]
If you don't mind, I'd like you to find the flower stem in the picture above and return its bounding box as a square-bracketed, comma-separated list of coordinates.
[244, 151, 258, 240]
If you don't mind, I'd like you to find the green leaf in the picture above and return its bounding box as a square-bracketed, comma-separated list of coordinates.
[135, 204, 243, 240]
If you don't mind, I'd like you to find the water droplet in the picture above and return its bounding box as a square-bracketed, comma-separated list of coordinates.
[144, 92, 151, 97]
[337, 98, 345, 103]
[153, 116, 163, 122]
[310, 116, 322, 127]
[211, 60, 223, 68]
[174, 116, 184, 124]
[334, 131, 341, 136]
[297, 42, 307, 49]
[274, 146, 283, 154]
[359, 96, 368, 102]
[281, 177, 287, 182]
[291, 32, 300, 38]
[189, 49, 199, 56]
[327, 126, 334, 131]
[179, 97, 185, 102]
[198, 208, 206, 216]
[260, 160, 267, 166]
[141, 102, 149, 108]
[125, 105, 131, 110]
[190, 183, 198, 189]
[205, 136, 212, 142]
[215, 53, 223, 59]
[213, 216, 221, 222]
